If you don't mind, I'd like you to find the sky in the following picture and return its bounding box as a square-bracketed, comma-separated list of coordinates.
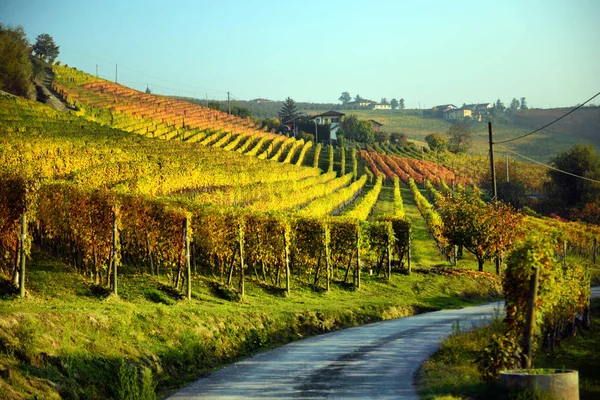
[1, 0, 599, 108]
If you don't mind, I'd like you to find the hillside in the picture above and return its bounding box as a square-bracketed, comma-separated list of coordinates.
[324, 109, 599, 162]
[0, 83, 506, 399]
[513, 107, 600, 146]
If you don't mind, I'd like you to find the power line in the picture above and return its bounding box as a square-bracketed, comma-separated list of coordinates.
[494, 91, 600, 144]
[61, 46, 228, 95]
[497, 145, 600, 184]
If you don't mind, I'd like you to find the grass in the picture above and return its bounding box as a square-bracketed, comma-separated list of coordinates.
[416, 298, 600, 400]
[0, 246, 503, 400]
[370, 184, 395, 219]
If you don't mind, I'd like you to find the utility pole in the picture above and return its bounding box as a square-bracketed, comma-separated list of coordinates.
[96, 64, 98, 78]
[227, 92, 231, 115]
[115, 63, 118, 83]
[488, 122, 497, 199]
[489, 122, 501, 276]
[205, 94, 208, 107]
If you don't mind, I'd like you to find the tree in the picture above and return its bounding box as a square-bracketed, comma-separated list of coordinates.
[278, 97, 298, 123]
[341, 115, 374, 143]
[399, 98, 405, 110]
[341, 114, 359, 141]
[354, 94, 363, 102]
[545, 144, 600, 209]
[232, 105, 251, 118]
[390, 98, 399, 109]
[0, 24, 34, 98]
[339, 91, 351, 104]
[389, 132, 407, 145]
[520, 97, 528, 110]
[438, 192, 524, 271]
[497, 181, 527, 209]
[495, 99, 505, 112]
[509, 98, 520, 112]
[32, 33, 59, 62]
[145, 86, 151, 94]
[424, 133, 448, 152]
[380, 97, 389, 105]
[207, 101, 221, 111]
[374, 131, 390, 143]
[355, 120, 375, 143]
[446, 120, 472, 153]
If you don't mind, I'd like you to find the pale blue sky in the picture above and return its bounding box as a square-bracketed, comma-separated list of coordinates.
[2, 0, 599, 108]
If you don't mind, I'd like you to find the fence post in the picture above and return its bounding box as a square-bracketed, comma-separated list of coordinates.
[324, 224, 331, 292]
[238, 221, 245, 298]
[563, 240, 568, 265]
[387, 222, 392, 281]
[594, 238, 597, 265]
[19, 212, 27, 298]
[407, 235, 412, 274]
[184, 216, 191, 300]
[523, 266, 540, 369]
[112, 209, 119, 296]
[355, 226, 361, 289]
[284, 224, 291, 295]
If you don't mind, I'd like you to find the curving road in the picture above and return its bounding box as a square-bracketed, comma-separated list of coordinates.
[169, 287, 600, 400]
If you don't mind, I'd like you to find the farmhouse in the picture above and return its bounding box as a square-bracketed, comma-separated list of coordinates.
[444, 107, 472, 121]
[463, 103, 493, 121]
[373, 104, 392, 110]
[313, 110, 345, 141]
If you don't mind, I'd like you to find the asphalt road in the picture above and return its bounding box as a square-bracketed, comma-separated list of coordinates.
[169, 287, 600, 400]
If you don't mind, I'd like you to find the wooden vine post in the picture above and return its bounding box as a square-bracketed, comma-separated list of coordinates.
[563, 240, 568, 265]
[238, 220, 245, 298]
[324, 223, 331, 292]
[184, 216, 192, 300]
[387, 222, 393, 281]
[283, 223, 291, 295]
[19, 211, 27, 298]
[523, 266, 540, 369]
[593, 238, 597, 265]
[111, 208, 119, 296]
[355, 225, 361, 289]
[407, 235, 412, 274]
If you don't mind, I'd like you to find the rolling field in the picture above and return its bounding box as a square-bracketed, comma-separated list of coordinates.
[329, 109, 599, 162]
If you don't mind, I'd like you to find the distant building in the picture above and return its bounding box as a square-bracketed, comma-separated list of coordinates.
[251, 98, 272, 103]
[373, 104, 392, 110]
[313, 110, 345, 141]
[462, 103, 493, 121]
[444, 108, 472, 120]
[370, 119, 384, 132]
[433, 104, 457, 113]
[347, 99, 377, 108]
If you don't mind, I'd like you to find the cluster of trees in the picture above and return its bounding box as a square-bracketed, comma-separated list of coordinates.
[423, 120, 472, 155]
[542, 144, 600, 223]
[0, 24, 59, 99]
[494, 97, 528, 113]
[206, 100, 251, 119]
[340, 115, 374, 143]
[338, 91, 405, 110]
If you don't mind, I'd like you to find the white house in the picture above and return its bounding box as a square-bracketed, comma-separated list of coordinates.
[313, 110, 345, 141]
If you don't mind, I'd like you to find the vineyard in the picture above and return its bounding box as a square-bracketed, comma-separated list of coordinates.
[0, 92, 417, 299]
[1, 65, 598, 400]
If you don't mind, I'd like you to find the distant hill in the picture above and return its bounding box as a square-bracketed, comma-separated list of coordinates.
[513, 107, 600, 147]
